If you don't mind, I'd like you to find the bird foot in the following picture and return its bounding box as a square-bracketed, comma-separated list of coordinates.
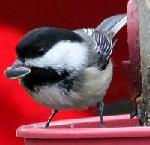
[99, 122, 105, 128]
[45, 121, 50, 128]
[130, 107, 138, 119]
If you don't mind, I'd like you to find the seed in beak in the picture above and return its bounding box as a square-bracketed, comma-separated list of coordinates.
[4, 59, 31, 79]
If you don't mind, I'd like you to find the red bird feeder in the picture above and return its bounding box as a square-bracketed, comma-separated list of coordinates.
[16, 0, 150, 145]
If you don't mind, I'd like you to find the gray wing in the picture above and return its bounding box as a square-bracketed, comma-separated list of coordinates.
[74, 28, 114, 70]
[74, 14, 127, 70]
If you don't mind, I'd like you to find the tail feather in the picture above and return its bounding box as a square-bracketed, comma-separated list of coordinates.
[95, 14, 127, 37]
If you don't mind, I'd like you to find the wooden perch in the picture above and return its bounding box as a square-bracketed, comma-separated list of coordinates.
[138, 0, 150, 125]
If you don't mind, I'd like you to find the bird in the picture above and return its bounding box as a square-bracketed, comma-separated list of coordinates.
[5, 14, 127, 128]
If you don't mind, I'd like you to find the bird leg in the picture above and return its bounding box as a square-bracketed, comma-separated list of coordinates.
[130, 96, 144, 125]
[97, 101, 104, 127]
[45, 109, 58, 128]
[130, 107, 138, 119]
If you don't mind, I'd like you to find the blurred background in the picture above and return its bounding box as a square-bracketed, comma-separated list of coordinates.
[0, 0, 128, 144]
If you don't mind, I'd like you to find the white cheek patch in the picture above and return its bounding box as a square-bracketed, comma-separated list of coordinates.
[25, 41, 88, 71]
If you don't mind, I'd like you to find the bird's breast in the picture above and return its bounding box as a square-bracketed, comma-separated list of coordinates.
[28, 84, 93, 110]
[20, 61, 113, 110]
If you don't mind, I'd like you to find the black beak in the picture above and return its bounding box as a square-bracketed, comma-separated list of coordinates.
[4, 59, 31, 79]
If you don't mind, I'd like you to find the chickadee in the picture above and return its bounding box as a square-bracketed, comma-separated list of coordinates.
[5, 14, 127, 128]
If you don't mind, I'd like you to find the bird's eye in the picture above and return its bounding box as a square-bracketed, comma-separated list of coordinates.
[37, 47, 46, 55]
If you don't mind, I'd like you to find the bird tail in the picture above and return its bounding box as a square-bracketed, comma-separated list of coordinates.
[95, 14, 127, 37]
